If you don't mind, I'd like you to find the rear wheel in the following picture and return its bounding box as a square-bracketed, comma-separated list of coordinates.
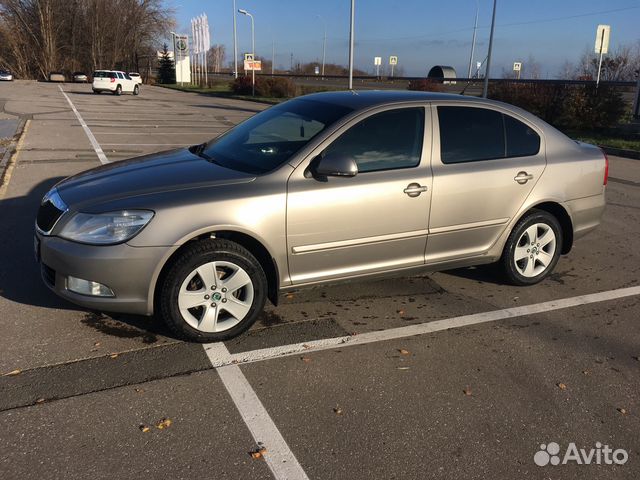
[133, 84, 139, 96]
[159, 239, 267, 342]
[92, 89, 100, 94]
[500, 210, 562, 285]
[114, 85, 122, 95]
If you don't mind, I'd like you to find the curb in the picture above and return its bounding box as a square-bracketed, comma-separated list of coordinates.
[0, 117, 27, 187]
[600, 146, 640, 160]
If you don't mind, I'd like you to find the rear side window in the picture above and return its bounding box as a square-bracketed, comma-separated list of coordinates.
[438, 107, 504, 164]
[324, 108, 425, 173]
[116, 72, 124, 79]
[504, 115, 540, 157]
[437, 106, 540, 164]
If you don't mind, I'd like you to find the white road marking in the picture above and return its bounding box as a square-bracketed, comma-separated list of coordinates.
[101, 143, 192, 146]
[205, 285, 640, 367]
[59, 86, 109, 164]
[205, 343, 310, 480]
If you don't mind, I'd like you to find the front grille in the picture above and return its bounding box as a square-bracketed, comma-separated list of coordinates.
[41, 263, 56, 287]
[36, 200, 64, 233]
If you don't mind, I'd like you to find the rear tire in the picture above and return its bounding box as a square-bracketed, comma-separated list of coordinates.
[159, 239, 267, 342]
[114, 85, 122, 95]
[133, 84, 139, 96]
[500, 209, 562, 286]
[92, 89, 100, 94]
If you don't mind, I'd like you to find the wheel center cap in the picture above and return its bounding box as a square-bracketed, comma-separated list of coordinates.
[212, 292, 222, 301]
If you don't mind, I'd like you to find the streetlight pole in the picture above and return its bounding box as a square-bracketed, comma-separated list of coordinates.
[482, 0, 497, 98]
[467, 0, 478, 79]
[232, 0, 238, 78]
[272, 38, 275, 76]
[348, 0, 355, 90]
[316, 14, 327, 78]
[239, 9, 255, 96]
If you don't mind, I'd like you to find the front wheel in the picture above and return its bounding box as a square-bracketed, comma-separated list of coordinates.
[159, 239, 267, 342]
[500, 210, 562, 286]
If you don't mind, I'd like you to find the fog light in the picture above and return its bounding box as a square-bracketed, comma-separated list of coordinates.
[67, 276, 114, 297]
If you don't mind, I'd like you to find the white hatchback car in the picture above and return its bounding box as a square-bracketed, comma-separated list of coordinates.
[128, 72, 143, 85]
[92, 70, 140, 95]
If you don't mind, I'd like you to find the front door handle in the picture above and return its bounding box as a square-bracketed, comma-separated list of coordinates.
[514, 171, 534, 184]
[403, 183, 428, 197]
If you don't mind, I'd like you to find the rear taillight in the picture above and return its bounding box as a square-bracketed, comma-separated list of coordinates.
[602, 150, 609, 185]
[110, 77, 115, 83]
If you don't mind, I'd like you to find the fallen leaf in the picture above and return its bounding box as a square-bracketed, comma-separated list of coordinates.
[617, 408, 627, 415]
[156, 418, 172, 429]
[300, 356, 312, 363]
[397, 309, 405, 316]
[134, 388, 144, 393]
[302, 344, 312, 350]
[285, 293, 294, 299]
[139, 425, 150, 433]
[4, 369, 21, 376]
[463, 386, 473, 396]
[397, 366, 410, 370]
[94, 342, 101, 347]
[582, 370, 590, 375]
[109, 353, 118, 359]
[398, 349, 410, 355]
[250, 447, 267, 459]
[557, 383, 567, 390]
[36, 398, 45, 404]
[333, 406, 343, 415]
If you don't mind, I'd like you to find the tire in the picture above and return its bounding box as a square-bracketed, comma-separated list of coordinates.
[92, 89, 100, 94]
[500, 209, 562, 286]
[114, 85, 122, 95]
[133, 84, 139, 96]
[159, 239, 267, 342]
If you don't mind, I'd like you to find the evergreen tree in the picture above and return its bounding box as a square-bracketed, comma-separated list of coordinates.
[157, 43, 176, 84]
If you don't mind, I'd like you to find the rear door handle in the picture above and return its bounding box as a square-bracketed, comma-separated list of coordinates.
[403, 183, 428, 197]
[514, 171, 534, 184]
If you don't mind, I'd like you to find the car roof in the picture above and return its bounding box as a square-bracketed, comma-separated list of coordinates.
[298, 90, 498, 110]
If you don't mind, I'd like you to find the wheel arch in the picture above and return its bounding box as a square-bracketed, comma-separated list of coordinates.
[152, 229, 280, 314]
[519, 201, 574, 254]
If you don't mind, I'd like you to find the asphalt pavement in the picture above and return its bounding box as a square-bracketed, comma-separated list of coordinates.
[0, 80, 638, 480]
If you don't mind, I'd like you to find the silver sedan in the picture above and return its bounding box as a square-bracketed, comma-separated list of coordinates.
[35, 91, 607, 341]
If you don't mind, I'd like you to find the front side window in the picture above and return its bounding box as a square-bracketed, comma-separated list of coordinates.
[323, 108, 425, 173]
[202, 98, 353, 174]
[438, 106, 540, 164]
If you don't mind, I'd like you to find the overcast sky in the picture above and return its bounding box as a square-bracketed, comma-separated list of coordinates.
[168, 0, 640, 77]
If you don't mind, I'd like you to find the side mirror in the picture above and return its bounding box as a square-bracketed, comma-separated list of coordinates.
[312, 152, 358, 178]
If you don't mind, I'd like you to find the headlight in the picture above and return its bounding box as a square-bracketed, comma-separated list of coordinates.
[59, 210, 154, 244]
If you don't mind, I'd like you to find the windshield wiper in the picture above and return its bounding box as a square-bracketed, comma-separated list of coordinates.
[190, 143, 223, 166]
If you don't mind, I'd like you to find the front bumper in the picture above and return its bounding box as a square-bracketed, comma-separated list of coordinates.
[36, 233, 175, 315]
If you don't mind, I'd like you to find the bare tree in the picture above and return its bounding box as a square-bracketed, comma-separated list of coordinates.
[207, 44, 225, 73]
[0, 0, 174, 78]
[576, 42, 640, 81]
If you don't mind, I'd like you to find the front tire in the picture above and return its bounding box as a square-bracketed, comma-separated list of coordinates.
[159, 239, 267, 342]
[500, 210, 562, 286]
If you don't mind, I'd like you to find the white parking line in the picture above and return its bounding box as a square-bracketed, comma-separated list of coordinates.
[205, 343, 310, 480]
[205, 285, 640, 367]
[59, 86, 109, 164]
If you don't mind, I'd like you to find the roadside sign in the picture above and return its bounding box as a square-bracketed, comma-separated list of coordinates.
[244, 53, 254, 62]
[314, 66, 320, 75]
[175, 35, 188, 52]
[595, 25, 610, 54]
[244, 60, 262, 71]
[513, 62, 522, 72]
[374, 57, 382, 66]
[389, 56, 398, 65]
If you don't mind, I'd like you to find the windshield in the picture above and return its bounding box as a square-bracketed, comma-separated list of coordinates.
[202, 98, 353, 174]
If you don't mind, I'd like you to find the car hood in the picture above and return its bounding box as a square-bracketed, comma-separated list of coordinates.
[56, 148, 256, 208]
